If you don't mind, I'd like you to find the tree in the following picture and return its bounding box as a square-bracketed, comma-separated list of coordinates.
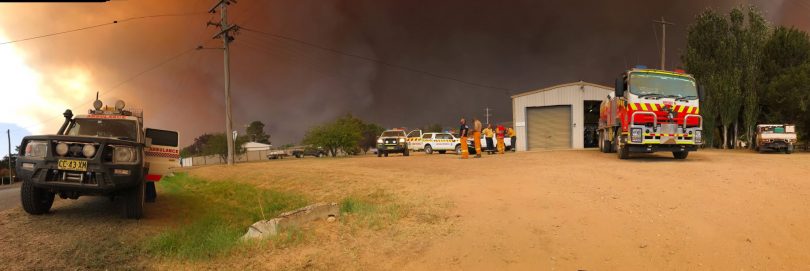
[684, 9, 729, 147]
[301, 114, 383, 157]
[760, 27, 810, 140]
[684, 7, 772, 148]
[180, 133, 213, 157]
[202, 133, 249, 161]
[739, 7, 769, 149]
[422, 123, 443, 133]
[360, 123, 385, 154]
[245, 121, 271, 144]
[303, 114, 364, 157]
[0, 155, 13, 178]
[280, 143, 295, 149]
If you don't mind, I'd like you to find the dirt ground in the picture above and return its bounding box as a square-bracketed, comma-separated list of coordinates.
[2, 149, 810, 270]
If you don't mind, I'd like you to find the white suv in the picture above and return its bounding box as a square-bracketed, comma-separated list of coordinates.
[421, 133, 462, 154]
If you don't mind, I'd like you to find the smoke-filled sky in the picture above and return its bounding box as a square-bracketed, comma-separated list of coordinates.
[1, 0, 808, 151]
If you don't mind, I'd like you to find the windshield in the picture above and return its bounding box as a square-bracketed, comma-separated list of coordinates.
[381, 131, 406, 137]
[67, 118, 138, 141]
[760, 126, 786, 134]
[629, 72, 698, 99]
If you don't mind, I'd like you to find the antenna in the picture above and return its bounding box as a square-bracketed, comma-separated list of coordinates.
[485, 107, 492, 125]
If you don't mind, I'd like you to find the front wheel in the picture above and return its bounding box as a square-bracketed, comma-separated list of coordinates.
[455, 144, 462, 154]
[673, 151, 689, 159]
[122, 181, 145, 219]
[21, 179, 54, 215]
[615, 135, 629, 159]
[424, 145, 433, 154]
[403, 148, 410, 156]
[377, 151, 382, 157]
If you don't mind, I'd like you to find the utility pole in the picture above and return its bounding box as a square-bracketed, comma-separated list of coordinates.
[653, 16, 675, 70]
[485, 107, 492, 125]
[6, 129, 11, 184]
[209, 0, 239, 165]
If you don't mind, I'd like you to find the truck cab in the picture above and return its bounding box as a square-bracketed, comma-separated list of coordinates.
[599, 68, 703, 159]
[15, 100, 179, 219]
[376, 129, 409, 157]
[406, 130, 424, 151]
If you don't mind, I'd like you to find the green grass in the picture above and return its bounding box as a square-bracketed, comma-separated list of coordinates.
[339, 191, 404, 230]
[145, 173, 308, 260]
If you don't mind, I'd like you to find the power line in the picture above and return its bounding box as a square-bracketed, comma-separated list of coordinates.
[0, 11, 208, 46]
[239, 26, 513, 93]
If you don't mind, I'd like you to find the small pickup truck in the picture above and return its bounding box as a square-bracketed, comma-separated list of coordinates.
[266, 150, 289, 159]
[756, 124, 797, 154]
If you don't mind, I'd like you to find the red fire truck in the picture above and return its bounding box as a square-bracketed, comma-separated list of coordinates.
[598, 67, 704, 159]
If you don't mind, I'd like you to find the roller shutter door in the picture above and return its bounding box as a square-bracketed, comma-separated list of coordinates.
[526, 105, 572, 149]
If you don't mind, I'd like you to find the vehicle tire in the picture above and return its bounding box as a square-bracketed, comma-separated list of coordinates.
[615, 133, 629, 159]
[404, 148, 410, 156]
[598, 132, 605, 153]
[424, 145, 433, 155]
[438, 150, 446, 154]
[455, 144, 461, 154]
[21, 179, 54, 215]
[122, 180, 145, 219]
[673, 151, 689, 159]
[617, 144, 630, 159]
[377, 151, 382, 157]
[384, 152, 389, 157]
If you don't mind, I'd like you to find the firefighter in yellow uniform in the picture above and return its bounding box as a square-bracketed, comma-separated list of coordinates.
[496, 124, 505, 154]
[508, 127, 516, 152]
[473, 118, 482, 158]
[483, 124, 494, 153]
[459, 118, 469, 159]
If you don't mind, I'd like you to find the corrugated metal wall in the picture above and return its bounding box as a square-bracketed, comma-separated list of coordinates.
[512, 83, 612, 151]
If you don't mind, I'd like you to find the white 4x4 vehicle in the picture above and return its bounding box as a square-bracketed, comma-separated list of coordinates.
[421, 132, 462, 154]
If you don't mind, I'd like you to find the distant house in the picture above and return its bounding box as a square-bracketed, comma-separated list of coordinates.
[242, 142, 272, 151]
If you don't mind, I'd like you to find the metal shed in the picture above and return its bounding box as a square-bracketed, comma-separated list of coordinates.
[511, 82, 612, 151]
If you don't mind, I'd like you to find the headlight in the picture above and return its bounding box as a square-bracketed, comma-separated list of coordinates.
[399, 138, 405, 143]
[55, 142, 68, 156]
[112, 146, 137, 164]
[377, 139, 383, 144]
[82, 144, 96, 158]
[630, 128, 642, 143]
[24, 140, 48, 158]
[694, 130, 702, 144]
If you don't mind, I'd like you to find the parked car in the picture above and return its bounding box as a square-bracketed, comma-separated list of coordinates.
[292, 147, 327, 158]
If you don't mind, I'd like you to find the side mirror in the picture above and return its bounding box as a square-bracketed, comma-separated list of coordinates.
[145, 137, 153, 147]
[698, 85, 705, 100]
[615, 78, 625, 97]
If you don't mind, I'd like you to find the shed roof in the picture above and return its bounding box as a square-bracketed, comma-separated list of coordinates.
[510, 81, 612, 99]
